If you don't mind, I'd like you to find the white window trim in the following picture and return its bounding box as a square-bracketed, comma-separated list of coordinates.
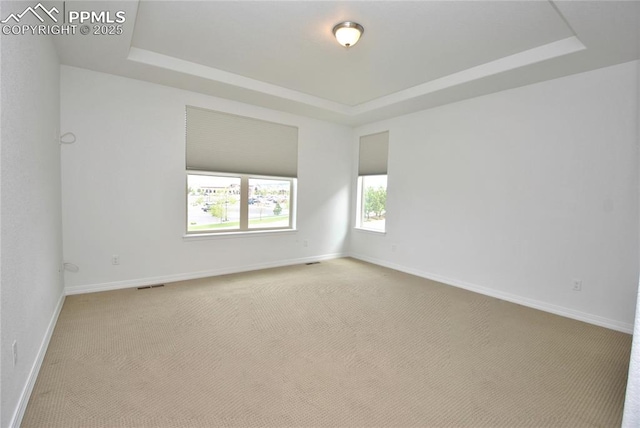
[183, 229, 298, 241]
[355, 175, 387, 234]
[353, 227, 386, 236]
[186, 170, 296, 235]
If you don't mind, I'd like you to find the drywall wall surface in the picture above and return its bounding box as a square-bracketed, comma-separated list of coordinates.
[60, 66, 352, 291]
[351, 60, 639, 329]
[1, 32, 63, 427]
[621, 57, 640, 427]
[622, 280, 640, 426]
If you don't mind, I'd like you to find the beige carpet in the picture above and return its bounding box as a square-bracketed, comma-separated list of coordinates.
[23, 258, 632, 427]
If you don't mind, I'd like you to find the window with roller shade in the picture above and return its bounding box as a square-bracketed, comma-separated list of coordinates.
[356, 131, 389, 232]
[185, 106, 298, 234]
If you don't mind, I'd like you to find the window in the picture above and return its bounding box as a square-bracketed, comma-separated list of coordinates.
[187, 175, 241, 232]
[248, 178, 292, 229]
[356, 131, 389, 233]
[187, 173, 294, 233]
[185, 106, 298, 235]
[357, 175, 387, 232]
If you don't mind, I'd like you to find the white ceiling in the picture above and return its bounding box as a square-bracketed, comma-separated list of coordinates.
[52, 1, 640, 126]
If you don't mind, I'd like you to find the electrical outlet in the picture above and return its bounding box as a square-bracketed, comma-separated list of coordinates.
[12, 341, 17, 367]
[303, 240, 308, 248]
[111, 255, 120, 265]
[572, 279, 582, 292]
[391, 244, 397, 252]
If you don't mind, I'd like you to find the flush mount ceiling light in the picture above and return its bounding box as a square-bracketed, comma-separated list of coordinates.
[332, 21, 364, 48]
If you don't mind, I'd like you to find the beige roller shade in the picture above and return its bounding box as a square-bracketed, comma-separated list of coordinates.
[186, 106, 298, 177]
[359, 131, 389, 176]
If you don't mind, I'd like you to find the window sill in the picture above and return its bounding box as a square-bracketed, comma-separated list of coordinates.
[183, 229, 297, 241]
[354, 227, 386, 236]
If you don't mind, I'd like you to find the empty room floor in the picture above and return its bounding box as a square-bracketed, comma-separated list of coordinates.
[23, 258, 631, 427]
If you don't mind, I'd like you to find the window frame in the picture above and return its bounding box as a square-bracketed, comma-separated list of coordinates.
[355, 174, 388, 233]
[186, 170, 296, 235]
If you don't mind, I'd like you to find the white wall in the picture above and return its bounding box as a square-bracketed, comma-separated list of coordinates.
[623, 281, 640, 426]
[0, 32, 64, 428]
[621, 58, 640, 427]
[351, 61, 639, 332]
[60, 66, 352, 293]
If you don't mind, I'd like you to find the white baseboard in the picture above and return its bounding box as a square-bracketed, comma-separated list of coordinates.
[9, 291, 66, 428]
[350, 253, 634, 334]
[65, 252, 346, 295]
